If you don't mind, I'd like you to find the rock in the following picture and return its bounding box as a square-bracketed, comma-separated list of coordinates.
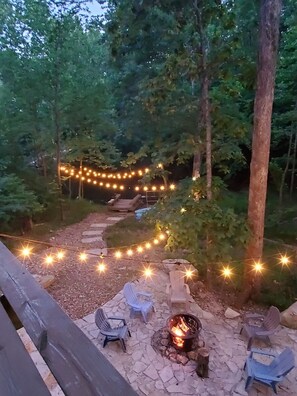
[176, 354, 188, 365]
[225, 308, 240, 319]
[187, 350, 199, 361]
[81, 237, 103, 243]
[281, 302, 297, 329]
[162, 258, 192, 273]
[159, 366, 174, 383]
[33, 274, 55, 289]
[82, 230, 103, 236]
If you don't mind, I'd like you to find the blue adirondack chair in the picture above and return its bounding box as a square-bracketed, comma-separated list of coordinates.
[123, 282, 154, 323]
[244, 348, 295, 393]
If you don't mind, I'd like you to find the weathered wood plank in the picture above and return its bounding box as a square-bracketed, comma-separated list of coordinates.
[0, 242, 137, 396]
[0, 303, 51, 396]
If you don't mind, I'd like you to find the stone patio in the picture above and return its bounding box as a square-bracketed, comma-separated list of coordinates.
[75, 269, 297, 396]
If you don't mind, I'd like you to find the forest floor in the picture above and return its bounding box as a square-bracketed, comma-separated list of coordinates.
[22, 210, 244, 320]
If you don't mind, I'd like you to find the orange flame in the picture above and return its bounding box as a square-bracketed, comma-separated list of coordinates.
[171, 316, 191, 348]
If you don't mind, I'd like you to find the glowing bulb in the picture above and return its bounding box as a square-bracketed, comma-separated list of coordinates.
[79, 252, 88, 262]
[137, 246, 143, 253]
[84, 167, 87, 171]
[127, 249, 133, 256]
[144, 267, 153, 278]
[160, 186, 165, 191]
[76, 174, 79, 178]
[65, 169, 69, 174]
[253, 261, 264, 273]
[143, 186, 148, 191]
[131, 171, 135, 176]
[180, 207, 186, 213]
[120, 185, 124, 190]
[145, 242, 151, 249]
[280, 255, 290, 266]
[169, 184, 175, 190]
[145, 168, 149, 173]
[81, 177, 85, 181]
[93, 181, 97, 184]
[152, 186, 157, 191]
[106, 183, 110, 188]
[192, 176, 197, 181]
[221, 266, 232, 279]
[113, 184, 117, 189]
[45, 255, 54, 265]
[87, 179, 91, 183]
[135, 186, 140, 191]
[21, 246, 32, 258]
[56, 251, 65, 260]
[102, 173, 106, 178]
[185, 268, 194, 279]
[99, 182, 103, 186]
[157, 163, 163, 169]
[153, 238, 159, 245]
[97, 262, 106, 273]
[159, 233, 166, 241]
[138, 171, 143, 176]
[115, 251, 122, 259]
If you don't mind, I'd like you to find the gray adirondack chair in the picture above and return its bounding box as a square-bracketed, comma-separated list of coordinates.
[123, 282, 154, 323]
[166, 270, 190, 310]
[95, 308, 131, 352]
[244, 348, 295, 393]
[241, 306, 280, 350]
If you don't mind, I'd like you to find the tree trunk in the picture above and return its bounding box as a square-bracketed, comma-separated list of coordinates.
[192, 149, 201, 179]
[78, 159, 83, 199]
[279, 130, 293, 205]
[194, 0, 212, 200]
[289, 129, 297, 198]
[241, 0, 281, 304]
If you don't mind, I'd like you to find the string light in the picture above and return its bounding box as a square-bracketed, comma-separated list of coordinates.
[144, 267, 153, 278]
[115, 251, 122, 259]
[253, 261, 264, 273]
[180, 208, 186, 213]
[153, 238, 159, 245]
[56, 251, 65, 260]
[97, 262, 106, 273]
[20, 246, 32, 258]
[158, 233, 166, 241]
[137, 246, 144, 253]
[127, 249, 133, 256]
[79, 252, 88, 262]
[280, 255, 290, 266]
[185, 268, 195, 279]
[145, 242, 151, 249]
[60, 165, 174, 192]
[45, 255, 54, 265]
[221, 266, 233, 279]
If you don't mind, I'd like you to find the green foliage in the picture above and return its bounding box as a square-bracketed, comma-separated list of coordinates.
[0, 175, 42, 223]
[146, 177, 249, 276]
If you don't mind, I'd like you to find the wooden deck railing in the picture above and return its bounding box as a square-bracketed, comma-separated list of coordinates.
[0, 241, 137, 396]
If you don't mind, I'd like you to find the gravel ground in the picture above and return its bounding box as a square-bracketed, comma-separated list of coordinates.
[23, 212, 162, 319]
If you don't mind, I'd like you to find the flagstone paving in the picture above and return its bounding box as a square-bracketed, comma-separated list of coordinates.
[90, 223, 110, 228]
[82, 230, 104, 236]
[76, 270, 297, 396]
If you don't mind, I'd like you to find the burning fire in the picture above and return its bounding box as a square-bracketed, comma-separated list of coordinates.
[171, 316, 190, 348]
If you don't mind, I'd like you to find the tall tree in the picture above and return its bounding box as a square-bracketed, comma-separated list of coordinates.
[242, 0, 282, 301]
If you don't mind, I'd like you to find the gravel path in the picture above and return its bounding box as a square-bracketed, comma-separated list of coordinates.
[23, 212, 154, 319]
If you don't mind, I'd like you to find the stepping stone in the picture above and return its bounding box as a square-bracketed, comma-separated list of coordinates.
[82, 230, 103, 236]
[81, 237, 103, 244]
[86, 248, 107, 257]
[106, 217, 125, 222]
[90, 223, 109, 228]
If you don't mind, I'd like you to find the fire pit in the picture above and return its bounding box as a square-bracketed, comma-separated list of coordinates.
[168, 313, 201, 352]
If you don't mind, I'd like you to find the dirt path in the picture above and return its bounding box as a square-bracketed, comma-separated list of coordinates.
[23, 212, 152, 319]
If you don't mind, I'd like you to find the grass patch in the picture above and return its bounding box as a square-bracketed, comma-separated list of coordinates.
[104, 216, 155, 248]
[29, 198, 106, 240]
